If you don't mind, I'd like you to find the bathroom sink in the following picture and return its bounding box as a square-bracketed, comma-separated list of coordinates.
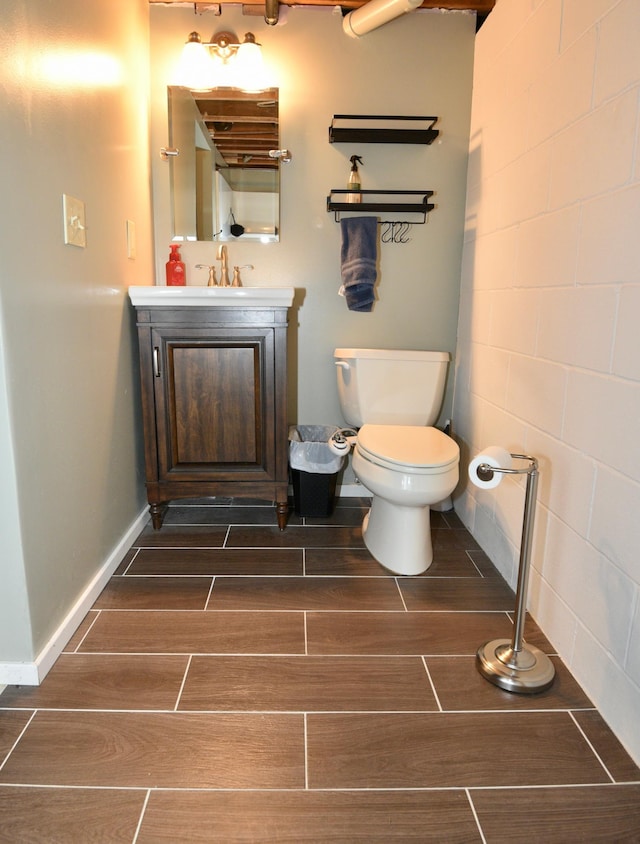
[128, 286, 294, 308]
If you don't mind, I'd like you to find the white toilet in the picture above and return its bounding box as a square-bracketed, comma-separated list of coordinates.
[334, 348, 460, 576]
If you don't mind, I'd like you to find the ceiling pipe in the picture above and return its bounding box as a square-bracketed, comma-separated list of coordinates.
[343, 0, 422, 37]
[265, 0, 279, 25]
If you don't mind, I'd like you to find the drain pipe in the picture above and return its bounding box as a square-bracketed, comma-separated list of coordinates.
[343, 0, 423, 38]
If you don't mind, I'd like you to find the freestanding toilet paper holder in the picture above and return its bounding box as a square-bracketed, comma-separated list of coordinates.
[475, 454, 555, 693]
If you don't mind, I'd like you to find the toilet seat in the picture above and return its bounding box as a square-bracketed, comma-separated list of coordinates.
[356, 424, 458, 474]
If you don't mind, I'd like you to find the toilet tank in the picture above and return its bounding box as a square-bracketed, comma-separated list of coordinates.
[334, 348, 450, 428]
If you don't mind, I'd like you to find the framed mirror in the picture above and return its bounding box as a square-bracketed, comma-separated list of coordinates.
[168, 86, 280, 243]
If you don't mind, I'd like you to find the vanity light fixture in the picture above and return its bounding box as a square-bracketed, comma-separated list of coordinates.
[175, 30, 269, 92]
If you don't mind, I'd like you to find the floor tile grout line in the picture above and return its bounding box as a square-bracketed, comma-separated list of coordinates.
[121, 548, 141, 576]
[466, 781, 640, 792]
[203, 577, 216, 610]
[0, 783, 161, 792]
[304, 713, 309, 790]
[174, 655, 193, 713]
[464, 788, 488, 844]
[133, 546, 370, 552]
[421, 656, 444, 713]
[87, 609, 519, 615]
[0, 706, 601, 717]
[569, 710, 617, 783]
[395, 578, 410, 611]
[465, 550, 487, 578]
[0, 710, 37, 773]
[131, 788, 151, 844]
[63, 651, 533, 658]
[1, 782, 638, 794]
[25, 652, 555, 660]
[71, 610, 103, 654]
[113, 574, 493, 580]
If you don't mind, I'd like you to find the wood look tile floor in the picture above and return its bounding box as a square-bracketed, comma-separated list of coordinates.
[1, 498, 639, 843]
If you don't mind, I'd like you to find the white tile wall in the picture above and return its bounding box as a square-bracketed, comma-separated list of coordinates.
[525, 426, 596, 537]
[560, 0, 614, 49]
[527, 567, 578, 660]
[527, 27, 596, 149]
[627, 600, 640, 686]
[542, 514, 635, 663]
[613, 286, 640, 379]
[505, 355, 567, 437]
[578, 184, 640, 286]
[498, 143, 553, 226]
[536, 286, 617, 371]
[548, 90, 638, 209]
[489, 289, 540, 353]
[594, 0, 640, 104]
[564, 371, 640, 478]
[503, 1, 563, 102]
[515, 206, 580, 289]
[454, 0, 640, 765]
[474, 227, 519, 289]
[589, 466, 640, 581]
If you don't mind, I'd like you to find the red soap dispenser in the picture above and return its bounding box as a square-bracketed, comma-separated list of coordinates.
[166, 244, 186, 286]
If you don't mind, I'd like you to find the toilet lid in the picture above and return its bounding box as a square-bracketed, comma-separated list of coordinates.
[357, 424, 459, 471]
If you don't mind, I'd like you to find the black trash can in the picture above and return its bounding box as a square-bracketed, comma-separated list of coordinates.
[288, 425, 344, 517]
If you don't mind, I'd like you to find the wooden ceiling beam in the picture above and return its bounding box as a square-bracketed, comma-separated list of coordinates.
[149, 0, 496, 12]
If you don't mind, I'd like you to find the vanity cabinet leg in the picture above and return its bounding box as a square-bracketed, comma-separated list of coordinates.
[276, 500, 288, 531]
[150, 502, 166, 530]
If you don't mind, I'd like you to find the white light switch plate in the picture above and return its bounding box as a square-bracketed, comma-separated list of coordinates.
[63, 194, 86, 248]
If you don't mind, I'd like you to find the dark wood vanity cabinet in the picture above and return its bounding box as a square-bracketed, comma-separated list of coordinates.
[133, 305, 290, 529]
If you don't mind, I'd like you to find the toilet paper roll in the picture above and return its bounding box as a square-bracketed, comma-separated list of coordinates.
[468, 446, 513, 489]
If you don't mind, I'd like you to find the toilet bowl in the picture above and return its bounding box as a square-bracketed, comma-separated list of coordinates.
[353, 424, 459, 575]
[334, 348, 460, 576]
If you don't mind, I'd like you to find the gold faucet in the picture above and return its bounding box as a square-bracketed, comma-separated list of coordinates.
[216, 244, 230, 287]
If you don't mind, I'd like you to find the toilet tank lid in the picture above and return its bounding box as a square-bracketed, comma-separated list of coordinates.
[334, 348, 450, 362]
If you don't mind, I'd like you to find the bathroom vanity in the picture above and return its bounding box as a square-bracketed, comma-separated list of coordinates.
[129, 287, 294, 529]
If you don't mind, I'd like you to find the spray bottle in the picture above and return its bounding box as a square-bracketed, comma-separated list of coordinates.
[166, 244, 186, 286]
[347, 155, 363, 203]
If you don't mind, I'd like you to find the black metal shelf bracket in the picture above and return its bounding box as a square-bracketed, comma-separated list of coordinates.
[326, 190, 435, 224]
[329, 115, 439, 145]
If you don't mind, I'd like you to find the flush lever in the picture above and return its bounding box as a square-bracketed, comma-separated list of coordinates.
[335, 361, 350, 370]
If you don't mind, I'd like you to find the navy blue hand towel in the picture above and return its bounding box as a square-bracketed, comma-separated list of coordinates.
[340, 216, 378, 312]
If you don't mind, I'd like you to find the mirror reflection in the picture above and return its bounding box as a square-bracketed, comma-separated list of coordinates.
[168, 86, 279, 243]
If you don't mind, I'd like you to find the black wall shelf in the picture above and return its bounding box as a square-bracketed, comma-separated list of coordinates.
[327, 190, 434, 223]
[329, 115, 439, 145]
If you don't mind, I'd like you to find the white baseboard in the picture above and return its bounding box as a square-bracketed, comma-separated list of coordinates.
[0, 506, 149, 687]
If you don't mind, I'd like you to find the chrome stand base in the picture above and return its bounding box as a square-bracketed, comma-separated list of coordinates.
[477, 638, 555, 694]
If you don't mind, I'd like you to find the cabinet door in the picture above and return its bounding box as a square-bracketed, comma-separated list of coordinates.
[152, 327, 275, 482]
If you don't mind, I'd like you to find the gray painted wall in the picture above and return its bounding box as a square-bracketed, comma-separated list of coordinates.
[0, 0, 154, 674]
[150, 5, 476, 438]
